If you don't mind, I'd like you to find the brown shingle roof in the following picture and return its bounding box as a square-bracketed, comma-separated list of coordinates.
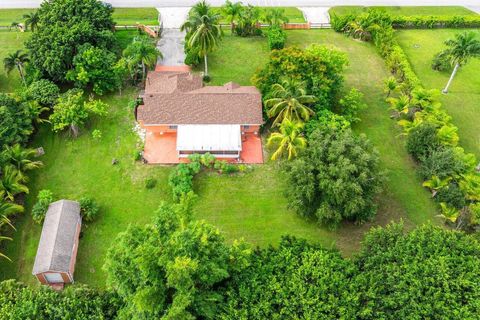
[137, 72, 263, 125]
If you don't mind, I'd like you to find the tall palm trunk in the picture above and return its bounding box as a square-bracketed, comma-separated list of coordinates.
[442, 63, 459, 94]
[17, 63, 26, 86]
[204, 54, 208, 76]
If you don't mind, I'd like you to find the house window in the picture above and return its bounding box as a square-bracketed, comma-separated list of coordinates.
[244, 125, 250, 130]
[169, 125, 177, 130]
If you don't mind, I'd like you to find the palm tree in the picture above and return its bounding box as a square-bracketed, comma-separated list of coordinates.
[265, 79, 316, 126]
[422, 175, 451, 197]
[0, 199, 23, 230]
[3, 50, 29, 85]
[123, 36, 162, 82]
[0, 235, 13, 261]
[182, 1, 222, 77]
[383, 76, 397, 98]
[267, 119, 307, 161]
[3, 144, 43, 173]
[0, 166, 29, 201]
[263, 8, 289, 26]
[222, 0, 243, 33]
[441, 31, 480, 94]
[438, 202, 460, 228]
[23, 11, 40, 32]
[9, 22, 20, 31]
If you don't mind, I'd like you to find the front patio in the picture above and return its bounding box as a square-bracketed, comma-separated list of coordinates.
[143, 132, 264, 164]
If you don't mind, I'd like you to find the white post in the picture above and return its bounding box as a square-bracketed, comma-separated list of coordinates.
[442, 63, 459, 94]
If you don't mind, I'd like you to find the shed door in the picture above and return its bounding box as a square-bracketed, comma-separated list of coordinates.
[44, 273, 64, 283]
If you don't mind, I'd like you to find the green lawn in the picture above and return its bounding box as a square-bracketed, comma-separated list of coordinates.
[329, 6, 478, 17]
[396, 29, 480, 158]
[0, 30, 29, 92]
[0, 8, 158, 27]
[213, 7, 306, 24]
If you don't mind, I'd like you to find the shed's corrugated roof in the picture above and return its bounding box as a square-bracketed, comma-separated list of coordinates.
[32, 200, 81, 275]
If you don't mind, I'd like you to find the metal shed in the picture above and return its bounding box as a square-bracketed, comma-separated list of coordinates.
[32, 200, 82, 286]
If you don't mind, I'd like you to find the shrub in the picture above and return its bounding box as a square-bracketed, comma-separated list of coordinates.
[265, 25, 286, 50]
[26, 79, 60, 107]
[435, 183, 466, 209]
[133, 150, 142, 161]
[145, 178, 157, 189]
[406, 123, 442, 161]
[79, 197, 100, 222]
[285, 127, 383, 228]
[91, 129, 102, 140]
[431, 51, 451, 71]
[200, 153, 216, 168]
[202, 74, 211, 82]
[222, 163, 239, 174]
[305, 110, 351, 136]
[184, 46, 201, 66]
[168, 162, 201, 201]
[419, 147, 468, 180]
[31, 189, 54, 224]
[336, 88, 366, 124]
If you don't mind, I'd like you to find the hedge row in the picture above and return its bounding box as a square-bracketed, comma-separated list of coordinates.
[392, 15, 480, 29]
[332, 9, 480, 230]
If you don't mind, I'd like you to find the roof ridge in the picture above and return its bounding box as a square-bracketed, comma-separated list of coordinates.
[47, 200, 64, 271]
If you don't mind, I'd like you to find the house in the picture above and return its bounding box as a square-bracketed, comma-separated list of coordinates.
[32, 200, 82, 288]
[136, 71, 264, 164]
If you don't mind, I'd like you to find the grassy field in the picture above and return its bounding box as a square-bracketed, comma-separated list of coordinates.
[0, 30, 29, 92]
[329, 6, 478, 17]
[214, 7, 306, 24]
[1, 29, 440, 287]
[396, 29, 480, 158]
[0, 8, 158, 27]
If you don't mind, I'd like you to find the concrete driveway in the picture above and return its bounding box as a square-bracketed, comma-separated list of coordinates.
[299, 7, 331, 24]
[156, 7, 190, 67]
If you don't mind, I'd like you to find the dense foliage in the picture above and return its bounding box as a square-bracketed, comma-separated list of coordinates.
[104, 199, 250, 320]
[0, 94, 35, 150]
[222, 237, 359, 319]
[0, 280, 122, 319]
[25, 79, 60, 107]
[285, 127, 383, 228]
[253, 45, 348, 111]
[26, 0, 116, 82]
[31, 189, 54, 224]
[265, 25, 287, 50]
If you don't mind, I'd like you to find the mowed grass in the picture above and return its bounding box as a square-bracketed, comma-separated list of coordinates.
[0, 30, 29, 92]
[0, 8, 158, 27]
[396, 29, 480, 158]
[194, 30, 438, 254]
[329, 6, 478, 17]
[213, 7, 306, 24]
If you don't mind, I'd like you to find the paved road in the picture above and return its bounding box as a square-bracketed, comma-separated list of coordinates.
[156, 8, 190, 66]
[299, 7, 330, 23]
[3, 0, 480, 8]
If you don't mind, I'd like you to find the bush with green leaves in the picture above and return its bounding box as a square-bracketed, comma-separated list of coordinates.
[26, 79, 60, 107]
[406, 123, 442, 161]
[79, 197, 100, 222]
[253, 45, 348, 111]
[391, 15, 480, 29]
[419, 147, 469, 180]
[285, 127, 383, 228]
[336, 88, 366, 124]
[0, 280, 122, 319]
[305, 110, 351, 136]
[0, 94, 35, 150]
[168, 162, 202, 201]
[31, 189, 53, 224]
[222, 236, 359, 319]
[265, 25, 286, 50]
[435, 183, 466, 209]
[144, 177, 157, 189]
[431, 51, 452, 71]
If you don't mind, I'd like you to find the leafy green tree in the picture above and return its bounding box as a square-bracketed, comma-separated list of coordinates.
[26, 79, 59, 107]
[3, 50, 29, 85]
[440, 31, 480, 94]
[234, 5, 261, 36]
[337, 87, 366, 124]
[253, 45, 348, 110]
[355, 223, 480, 319]
[221, 0, 243, 33]
[264, 78, 316, 126]
[0, 165, 29, 201]
[262, 8, 289, 26]
[67, 44, 119, 95]
[26, 0, 116, 81]
[267, 119, 306, 161]
[285, 127, 383, 228]
[0, 94, 34, 150]
[406, 122, 442, 160]
[49, 89, 108, 137]
[222, 237, 359, 319]
[23, 11, 40, 32]
[182, 1, 222, 77]
[123, 36, 161, 82]
[104, 198, 250, 319]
